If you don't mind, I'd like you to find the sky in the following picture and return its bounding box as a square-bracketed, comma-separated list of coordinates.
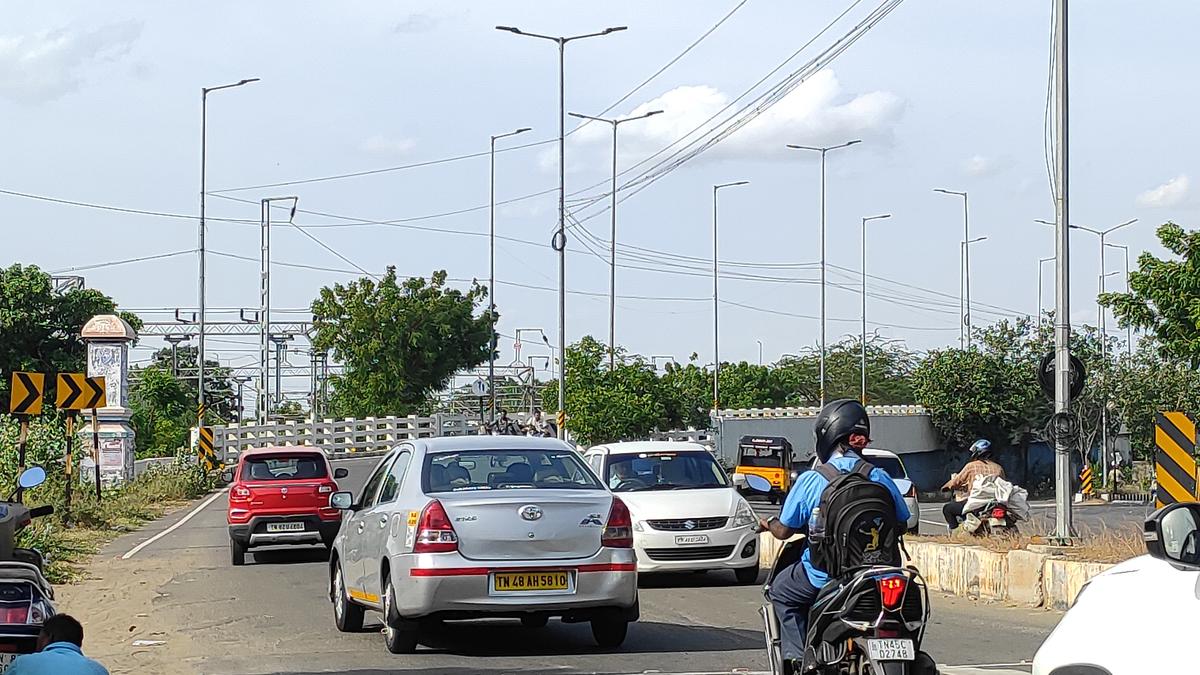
[2, 0, 1198, 406]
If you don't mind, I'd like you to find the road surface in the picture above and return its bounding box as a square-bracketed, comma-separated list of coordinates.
[73, 454, 1062, 675]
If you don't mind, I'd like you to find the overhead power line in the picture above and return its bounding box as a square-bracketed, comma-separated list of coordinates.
[49, 249, 198, 274]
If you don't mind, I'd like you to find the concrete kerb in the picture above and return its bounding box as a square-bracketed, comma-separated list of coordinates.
[755, 535, 1112, 610]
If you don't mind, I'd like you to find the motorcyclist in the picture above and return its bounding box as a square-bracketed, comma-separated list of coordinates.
[941, 438, 1006, 530]
[529, 409, 552, 437]
[495, 410, 518, 435]
[758, 399, 910, 669]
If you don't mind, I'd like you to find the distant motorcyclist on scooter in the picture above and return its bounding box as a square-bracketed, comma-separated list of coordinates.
[941, 439, 1005, 530]
[758, 400, 910, 671]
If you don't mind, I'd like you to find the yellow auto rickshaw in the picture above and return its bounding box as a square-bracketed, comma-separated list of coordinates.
[734, 436, 794, 504]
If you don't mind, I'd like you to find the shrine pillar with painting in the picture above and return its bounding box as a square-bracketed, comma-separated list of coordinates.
[78, 314, 137, 485]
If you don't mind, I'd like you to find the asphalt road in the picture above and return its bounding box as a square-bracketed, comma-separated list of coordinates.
[104, 455, 1062, 675]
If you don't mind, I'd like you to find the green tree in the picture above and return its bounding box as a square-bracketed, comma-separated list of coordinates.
[1101, 222, 1200, 365]
[149, 346, 235, 423]
[311, 269, 494, 417]
[660, 359, 712, 430]
[1107, 340, 1200, 459]
[0, 264, 141, 405]
[773, 336, 917, 407]
[128, 366, 192, 458]
[545, 337, 668, 446]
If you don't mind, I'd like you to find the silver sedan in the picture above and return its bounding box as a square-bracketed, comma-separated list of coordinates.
[328, 436, 639, 654]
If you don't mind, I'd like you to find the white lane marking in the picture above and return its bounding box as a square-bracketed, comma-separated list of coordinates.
[121, 488, 228, 560]
[921, 519, 948, 529]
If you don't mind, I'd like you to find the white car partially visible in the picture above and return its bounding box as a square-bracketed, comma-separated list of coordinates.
[860, 449, 922, 534]
[1033, 502, 1200, 674]
[584, 442, 761, 584]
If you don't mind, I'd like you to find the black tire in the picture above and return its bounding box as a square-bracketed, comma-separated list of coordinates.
[383, 574, 419, 654]
[591, 615, 629, 649]
[331, 561, 364, 633]
[520, 615, 549, 629]
[230, 538, 246, 567]
[734, 564, 760, 585]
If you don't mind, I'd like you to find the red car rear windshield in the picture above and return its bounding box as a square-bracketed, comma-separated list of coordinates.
[241, 455, 327, 482]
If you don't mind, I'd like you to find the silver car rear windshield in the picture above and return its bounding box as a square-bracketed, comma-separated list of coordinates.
[424, 449, 603, 493]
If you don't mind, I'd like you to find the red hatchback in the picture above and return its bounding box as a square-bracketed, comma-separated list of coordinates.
[226, 447, 348, 566]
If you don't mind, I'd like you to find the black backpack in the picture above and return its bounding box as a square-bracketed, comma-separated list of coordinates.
[808, 460, 902, 578]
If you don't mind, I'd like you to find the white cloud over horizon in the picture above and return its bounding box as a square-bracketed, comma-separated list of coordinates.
[0, 21, 142, 104]
[361, 134, 417, 156]
[963, 154, 1010, 177]
[1136, 174, 1189, 208]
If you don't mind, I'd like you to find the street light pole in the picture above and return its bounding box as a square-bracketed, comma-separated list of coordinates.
[934, 189, 970, 347]
[489, 127, 531, 423]
[258, 196, 298, 424]
[860, 214, 891, 403]
[788, 140, 861, 405]
[1099, 269, 1121, 487]
[199, 77, 258, 420]
[960, 236, 988, 345]
[757, 340, 763, 366]
[713, 181, 750, 412]
[1038, 256, 1054, 324]
[1105, 242, 1133, 357]
[568, 109, 663, 371]
[497, 24, 627, 439]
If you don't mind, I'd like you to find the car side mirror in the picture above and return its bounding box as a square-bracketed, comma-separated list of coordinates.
[334, 467, 349, 479]
[744, 474, 773, 493]
[220, 470, 233, 484]
[330, 491, 354, 510]
[1145, 502, 1200, 570]
[731, 473, 747, 488]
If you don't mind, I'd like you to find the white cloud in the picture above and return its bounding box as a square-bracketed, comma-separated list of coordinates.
[564, 69, 904, 168]
[394, 14, 437, 34]
[0, 21, 142, 104]
[361, 135, 416, 156]
[963, 154, 1010, 177]
[1136, 174, 1189, 208]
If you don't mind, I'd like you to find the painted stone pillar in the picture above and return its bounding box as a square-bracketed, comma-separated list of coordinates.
[78, 314, 137, 485]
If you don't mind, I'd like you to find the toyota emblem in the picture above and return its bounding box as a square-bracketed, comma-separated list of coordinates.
[520, 505, 543, 521]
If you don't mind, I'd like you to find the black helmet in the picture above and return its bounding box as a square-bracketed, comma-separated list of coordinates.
[969, 439, 992, 460]
[813, 399, 871, 463]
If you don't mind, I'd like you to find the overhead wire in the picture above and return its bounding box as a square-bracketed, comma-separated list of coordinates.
[49, 249, 197, 274]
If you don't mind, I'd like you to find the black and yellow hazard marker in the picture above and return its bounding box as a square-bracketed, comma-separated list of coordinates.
[1155, 412, 1197, 508]
[198, 427, 218, 472]
[1079, 465, 1094, 497]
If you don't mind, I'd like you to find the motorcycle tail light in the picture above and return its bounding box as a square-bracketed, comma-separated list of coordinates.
[877, 575, 907, 612]
[991, 507, 1007, 519]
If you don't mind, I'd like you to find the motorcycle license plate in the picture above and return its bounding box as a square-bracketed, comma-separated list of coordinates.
[0, 653, 16, 667]
[867, 638, 914, 661]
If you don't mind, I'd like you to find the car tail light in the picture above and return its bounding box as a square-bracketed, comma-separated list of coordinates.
[601, 498, 633, 548]
[905, 484, 917, 498]
[413, 500, 458, 553]
[991, 506, 1008, 519]
[318, 483, 334, 494]
[878, 575, 907, 612]
[230, 485, 251, 502]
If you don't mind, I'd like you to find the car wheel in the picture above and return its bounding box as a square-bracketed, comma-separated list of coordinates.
[734, 564, 760, 585]
[230, 538, 246, 567]
[521, 615, 549, 629]
[383, 574, 419, 654]
[331, 562, 364, 633]
[591, 614, 629, 649]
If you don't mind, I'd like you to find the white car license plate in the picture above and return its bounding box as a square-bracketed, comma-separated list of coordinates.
[675, 534, 709, 545]
[266, 522, 305, 533]
[867, 638, 914, 661]
[0, 653, 17, 667]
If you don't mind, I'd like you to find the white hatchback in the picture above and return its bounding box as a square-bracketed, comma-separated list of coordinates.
[584, 441, 761, 583]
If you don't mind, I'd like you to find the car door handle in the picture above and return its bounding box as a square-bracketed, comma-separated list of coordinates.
[379, 515, 389, 528]
[356, 521, 365, 534]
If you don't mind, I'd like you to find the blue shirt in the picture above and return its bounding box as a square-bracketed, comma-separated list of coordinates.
[4, 642, 108, 675]
[778, 453, 911, 588]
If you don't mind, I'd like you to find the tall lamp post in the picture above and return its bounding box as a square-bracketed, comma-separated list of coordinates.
[933, 189, 970, 348]
[860, 213, 892, 403]
[787, 140, 861, 405]
[712, 181, 750, 411]
[960, 235, 988, 346]
[1105, 242, 1133, 357]
[258, 196, 299, 424]
[199, 77, 258, 418]
[1038, 256, 1055, 324]
[1099, 269, 1122, 487]
[488, 126, 532, 422]
[497, 24, 627, 439]
[567, 109, 663, 371]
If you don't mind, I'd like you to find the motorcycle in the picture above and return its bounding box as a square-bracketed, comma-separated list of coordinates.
[746, 475, 938, 675]
[963, 501, 1018, 536]
[960, 475, 1027, 537]
[0, 467, 57, 665]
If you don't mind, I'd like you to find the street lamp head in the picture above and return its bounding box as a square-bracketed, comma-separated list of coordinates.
[844, 139, 862, 147]
[496, 25, 522, 33]
[604, 26, 628, 34]
[516, 127, 532, 134]
[641, 109, 665, 119]
[865, 213, 892, 222]
[715, 180, 750, 190]
[934, 188, 966, 197]
[238, 78, 260, 85]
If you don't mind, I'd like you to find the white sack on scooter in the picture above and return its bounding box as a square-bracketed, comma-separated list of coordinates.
[963, 474, 1031, 520]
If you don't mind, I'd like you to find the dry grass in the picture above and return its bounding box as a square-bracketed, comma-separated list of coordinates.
[913, 526, 1144, 564]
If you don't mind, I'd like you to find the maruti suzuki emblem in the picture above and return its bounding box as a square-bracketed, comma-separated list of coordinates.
[520, 505, 543, 521]
[683, 520, 696, 530]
